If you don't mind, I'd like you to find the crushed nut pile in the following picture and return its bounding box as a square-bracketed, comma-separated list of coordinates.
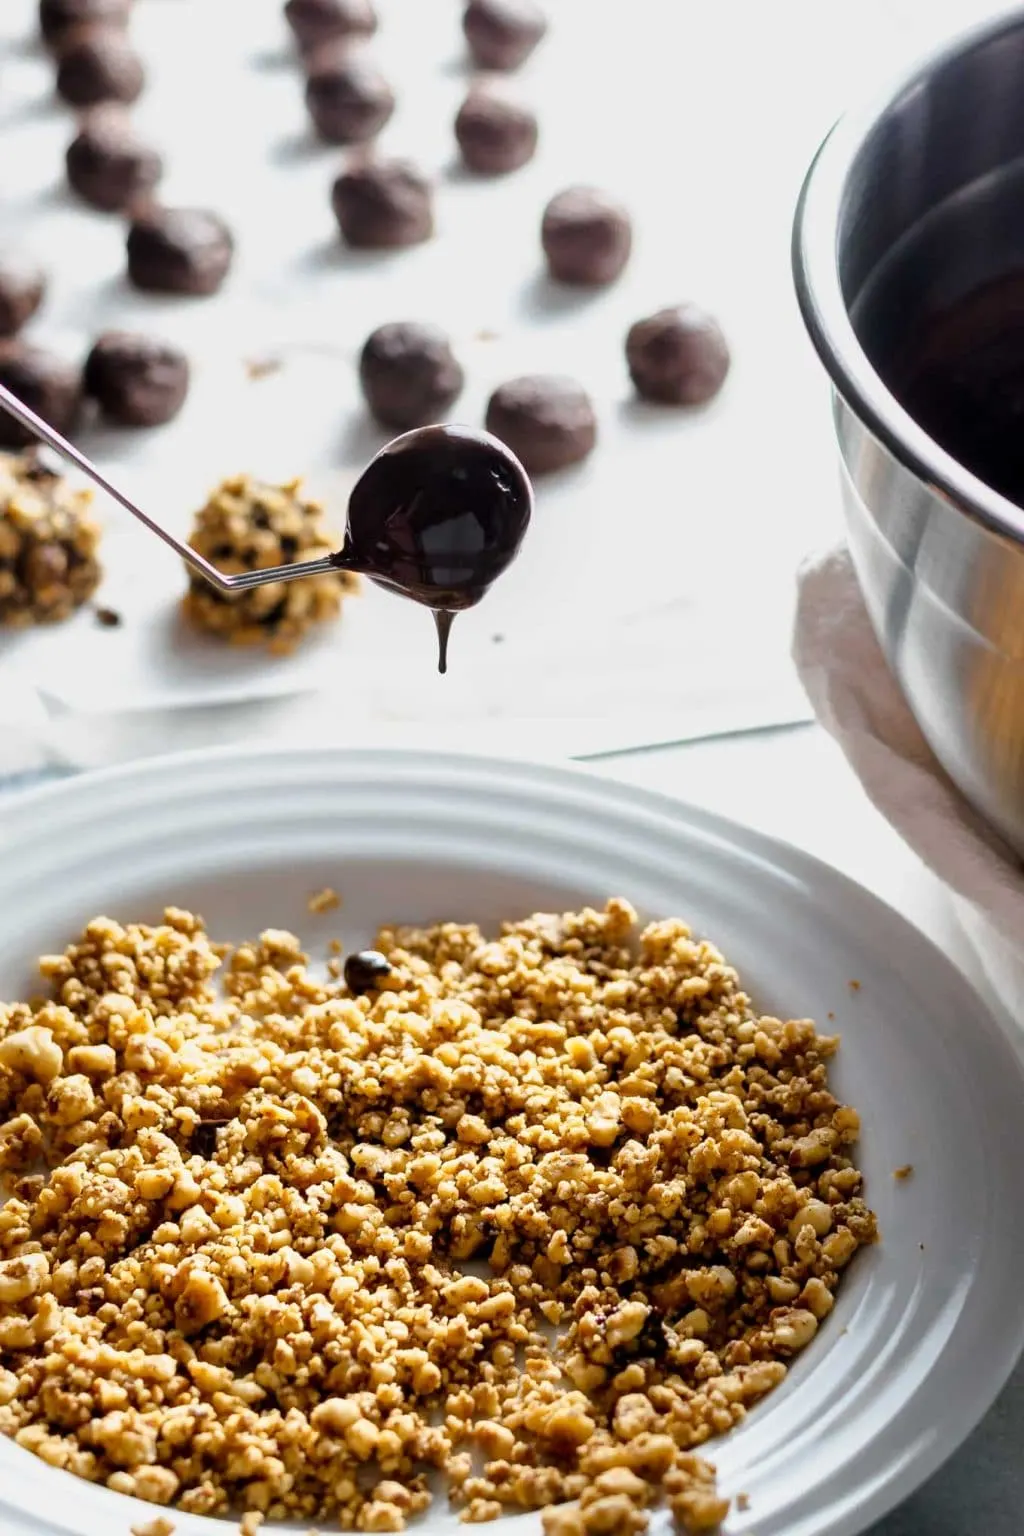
[0, 449, 102, 626]
[0, 899, 876, 1533]
[182, 474, 358, 653]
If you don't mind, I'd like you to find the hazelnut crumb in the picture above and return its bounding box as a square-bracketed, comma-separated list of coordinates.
[307, 886, 341, 914]
[893, 1164, 914, 1181]
[244, 356, 283, 381]
[0, 899, 874, 1531]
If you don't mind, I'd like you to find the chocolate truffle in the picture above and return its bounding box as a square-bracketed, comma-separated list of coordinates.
[359, 322, 464, 430]
[331, 159, 434, 250]
[39, 0, 130, 50]
[0, 345, 82, 450]
[284, 0, 377, 51]
[485, 374, 596, 475]
[0, 258, 46, 340]
[343, 949, 391, 993]
[541, 186, 632, 287]
[55, 27, 145, 109]
[84, 331, 190, 427]
[454, 84, 537, 174]
[65, 107, 162, 213]
[0, 451, 101, 626]
[182, 474, 357, 653]
[126, 208, 234, 297]
[463, 0, 547, 70]
[305, 55, 394, 145]
[626, 304, 731, 406]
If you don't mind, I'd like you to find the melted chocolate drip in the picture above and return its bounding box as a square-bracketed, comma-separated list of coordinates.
[332, 424, 532, 672]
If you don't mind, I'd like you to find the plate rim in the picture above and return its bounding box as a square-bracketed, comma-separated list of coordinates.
[1, 740, 1022, 1536]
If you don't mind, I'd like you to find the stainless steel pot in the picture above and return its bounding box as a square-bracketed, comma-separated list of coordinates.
[793, 7, 1024, 858]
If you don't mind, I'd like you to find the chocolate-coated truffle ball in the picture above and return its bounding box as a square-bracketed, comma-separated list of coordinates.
[0, 257, 46, 340]
[485, 374, 596, 475]
[454, 84, 537, 174]
[39, 0, 130, 50]
[626, 305, 731, 406]
[359, 322, 464, 430]
[305, 55, 394, 145]
[331, 159, 434, 250]
[541, 186, 631, 287]
[343, 949, 391, 993]
[463, 0, 546, 70]
[126, 208, 234, 297]
[84, 331, 190, 427]
[65, 107, 162, 212]
[55, 26, 144, 108]
[285, 0, 377, 51]
[0, 344, 82, 449]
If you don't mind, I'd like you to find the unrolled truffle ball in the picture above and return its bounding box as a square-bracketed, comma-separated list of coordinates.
[359, 322, 464, 430]
[39, 0, 130, 50]
[84, 331, 190, 427]
[463, 0, 547, 70]
[541, 186, 632, 286]
[0, 344, 82, 449]
[305, 55, 395, 144]
[126, 208, 234, 296]
[0, 257, 46, 340]
[454, 84, 538, 175]
[331, 159, 434, 250]
[485, 374, 596, 475]
[65, 107, 162, 212]
[284, 0, 377, 51]
[55, 26, 145, 109]
[625, 304, 731, 406]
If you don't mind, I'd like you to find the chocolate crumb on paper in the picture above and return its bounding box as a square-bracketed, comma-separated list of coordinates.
[244, 356, 284, 382]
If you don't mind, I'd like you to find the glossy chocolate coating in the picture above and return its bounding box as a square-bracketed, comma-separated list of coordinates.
[887, 272, 1024, 508]
[343, 949, 392, 993]
[335, 425, 532, 669]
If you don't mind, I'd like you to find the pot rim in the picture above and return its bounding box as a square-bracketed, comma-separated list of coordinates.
[792, 4, 1024, 547]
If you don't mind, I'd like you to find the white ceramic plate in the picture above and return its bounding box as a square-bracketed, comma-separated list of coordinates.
[1, 746, 1023, 1536]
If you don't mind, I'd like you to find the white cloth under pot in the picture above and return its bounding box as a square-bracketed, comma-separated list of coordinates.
[793, 545, 1024, 1017]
